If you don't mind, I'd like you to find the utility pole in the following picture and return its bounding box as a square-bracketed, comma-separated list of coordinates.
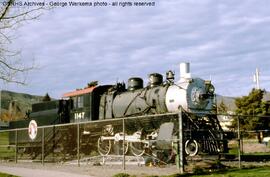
[237, 116, 241, 169]
[178, 107, 184, 174]
[0, 90, 1, 119]
[253, 68, 260, 89]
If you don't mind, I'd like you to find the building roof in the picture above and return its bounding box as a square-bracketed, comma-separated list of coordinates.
[62, 87, 96, 98]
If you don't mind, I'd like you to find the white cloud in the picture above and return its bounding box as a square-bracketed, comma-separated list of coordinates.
[3, 0, 270, 98]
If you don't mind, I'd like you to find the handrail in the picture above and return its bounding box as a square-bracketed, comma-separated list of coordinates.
[0, 112, 180, 132]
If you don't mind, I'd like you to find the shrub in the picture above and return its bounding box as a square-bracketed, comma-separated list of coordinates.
[112, 173, 130, 177]
[193, 166, 206, 175]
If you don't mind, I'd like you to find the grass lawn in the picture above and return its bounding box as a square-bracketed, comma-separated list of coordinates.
[0, 172, 18, 177]
[190, 167, 270, 177]
[0, 132, 15, 160]
[113, 167, 270, 177]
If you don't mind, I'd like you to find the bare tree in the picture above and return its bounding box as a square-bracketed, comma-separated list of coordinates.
[0, 0, 43, 84]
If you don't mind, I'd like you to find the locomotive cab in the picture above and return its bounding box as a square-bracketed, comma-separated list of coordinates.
[63, 85, 113, 122]
[63, 86, 96, 122]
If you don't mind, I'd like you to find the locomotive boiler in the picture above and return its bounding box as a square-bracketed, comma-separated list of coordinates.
[63, 62, 216, 122]
[101, 63, 215, 119]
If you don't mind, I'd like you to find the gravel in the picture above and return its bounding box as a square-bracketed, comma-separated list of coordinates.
[0, 161, 180, 177]
[0, 165, 91, 177]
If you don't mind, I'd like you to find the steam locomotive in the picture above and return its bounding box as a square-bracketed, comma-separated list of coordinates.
[7, 63, 226, 159]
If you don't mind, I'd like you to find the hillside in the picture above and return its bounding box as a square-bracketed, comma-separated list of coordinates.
[0, 90, 44, 121]
[263, 91, 270, 101]
[216, 94, 237, 111]
[216, 91, 270, 112]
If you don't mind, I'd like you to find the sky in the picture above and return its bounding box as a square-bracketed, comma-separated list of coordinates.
[1, 0, 270, 98]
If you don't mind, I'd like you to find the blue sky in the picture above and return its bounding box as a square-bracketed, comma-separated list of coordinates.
[2, 0, 270, 98]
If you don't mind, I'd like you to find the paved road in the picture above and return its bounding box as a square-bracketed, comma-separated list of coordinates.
[0, 165, 92, 177]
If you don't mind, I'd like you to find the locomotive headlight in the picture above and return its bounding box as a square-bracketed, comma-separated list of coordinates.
[208, 84, 215, 94]
[205, 80, 215, 95]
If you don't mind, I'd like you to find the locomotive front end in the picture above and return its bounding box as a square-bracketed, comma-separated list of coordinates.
[166, 63, 215, 114]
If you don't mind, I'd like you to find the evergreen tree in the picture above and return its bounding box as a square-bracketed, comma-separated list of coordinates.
[42, 93, 51, 102]
[234, 89, 270, 131]
[217, 99, 228, 114]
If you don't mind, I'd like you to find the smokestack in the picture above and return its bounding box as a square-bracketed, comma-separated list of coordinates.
[179, 62, 191, 82]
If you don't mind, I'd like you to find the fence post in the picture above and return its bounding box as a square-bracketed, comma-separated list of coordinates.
[42, 128, 44, 165]
[178, 107, 184, 174]
[122, 118, 126, 170]
[15, 129, 17, 163]
[77, 123, 80, 167]
[237, 116, 241, 169]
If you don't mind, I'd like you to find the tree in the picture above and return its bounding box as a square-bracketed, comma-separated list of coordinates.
[0, 0, 43, 84]
[234, 89, 270, 131]
[217, 99, 228, 114]
[42, 93, 51, 102]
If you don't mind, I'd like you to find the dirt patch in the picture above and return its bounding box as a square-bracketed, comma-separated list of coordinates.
[243, 143, 270, 153]
[2, 156, 270, 177]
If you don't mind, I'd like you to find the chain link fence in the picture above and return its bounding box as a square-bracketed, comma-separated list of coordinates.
[0, 113, 180, 167]
[1, 113, 270, 172]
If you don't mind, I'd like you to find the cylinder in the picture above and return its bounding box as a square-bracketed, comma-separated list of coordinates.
[148, 73, 163, 87]
[127, 77, 143, 91]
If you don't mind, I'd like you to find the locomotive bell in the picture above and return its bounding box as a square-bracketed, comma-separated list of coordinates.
[166, 70, 174, 80]
[166, 70, 175, 84]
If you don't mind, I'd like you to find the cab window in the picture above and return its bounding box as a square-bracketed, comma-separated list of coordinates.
[72, 97, 77, 108]
[71, 96, 84, 108]
[78, 95, 84, 108]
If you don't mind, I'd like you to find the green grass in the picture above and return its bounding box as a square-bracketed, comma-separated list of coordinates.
[112, 167, 270, 177]
[190, 167, 270, 177]
[0, 147, 15, 159]
[0, 132, 15, 159]
[0, 172, 18, 177]
[0, 132, 9, 145]
[112, 173, 131, 177]
[228, 148, 238, 154]
[244, 152, 270, 155]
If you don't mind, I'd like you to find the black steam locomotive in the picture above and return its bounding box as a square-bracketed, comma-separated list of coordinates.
[7, 63, 226, 159]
